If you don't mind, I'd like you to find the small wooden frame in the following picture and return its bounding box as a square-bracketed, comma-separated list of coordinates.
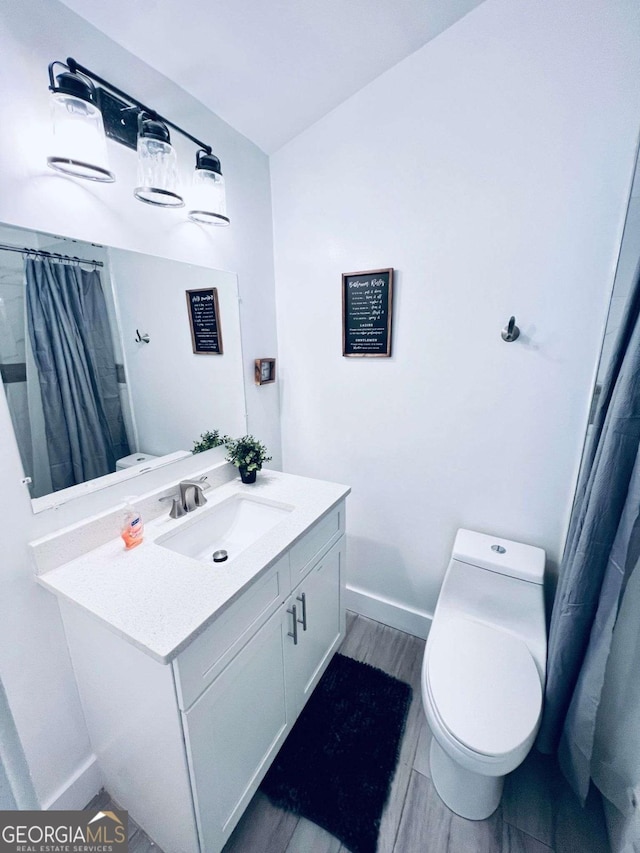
[342, 268, 393, 357]
[255, 358, 276, 385]
[186, 287, 223, 354]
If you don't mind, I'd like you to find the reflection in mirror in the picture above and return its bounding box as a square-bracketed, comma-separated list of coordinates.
[0, 223, 247, 510]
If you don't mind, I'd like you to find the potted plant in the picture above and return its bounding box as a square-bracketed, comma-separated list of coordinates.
[225, 435, 272, 484]
[192, 429, 230, 454]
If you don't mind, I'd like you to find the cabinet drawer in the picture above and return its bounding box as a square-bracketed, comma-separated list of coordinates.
[289, 502, 345, 588]
[174, 554, 289, 710]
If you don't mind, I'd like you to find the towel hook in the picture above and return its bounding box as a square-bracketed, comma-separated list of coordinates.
[501, 316, 520, 343]
[135, 329, 150, 344]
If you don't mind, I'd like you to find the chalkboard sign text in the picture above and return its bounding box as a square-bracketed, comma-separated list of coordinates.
[342, 268, 393, 357]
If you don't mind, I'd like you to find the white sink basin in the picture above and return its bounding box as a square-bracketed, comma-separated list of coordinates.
[157, 495, 293, 564]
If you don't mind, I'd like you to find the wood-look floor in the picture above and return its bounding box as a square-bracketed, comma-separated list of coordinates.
[88, 612, 611, 853]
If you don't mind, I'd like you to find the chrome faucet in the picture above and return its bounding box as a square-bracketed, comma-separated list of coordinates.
[178, 476, 210, 512]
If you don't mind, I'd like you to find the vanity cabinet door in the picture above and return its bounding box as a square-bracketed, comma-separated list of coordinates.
[284, 537, 344, 718]
[182, 609, 290, 853]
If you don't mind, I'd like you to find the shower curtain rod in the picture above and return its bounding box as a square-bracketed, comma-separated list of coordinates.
[0, 242, 104, 267]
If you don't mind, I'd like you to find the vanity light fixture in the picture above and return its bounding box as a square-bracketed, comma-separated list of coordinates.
[47, 58, 229, 224]
[135, 115, 183, 208]
[47, 61, 114, 182]
[188, 150, 229, 225]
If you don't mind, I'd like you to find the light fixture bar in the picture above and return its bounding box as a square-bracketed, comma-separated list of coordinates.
[47, 57, 229, 225]
[64, 58, 212, 155]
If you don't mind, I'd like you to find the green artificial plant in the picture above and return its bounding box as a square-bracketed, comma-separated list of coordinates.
[225, 435, 272, 473]
[191, 429, 230, 454]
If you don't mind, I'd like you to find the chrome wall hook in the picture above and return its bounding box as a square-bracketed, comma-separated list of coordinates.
[501, 316, 520, 343]
[135, 329, 150, 344]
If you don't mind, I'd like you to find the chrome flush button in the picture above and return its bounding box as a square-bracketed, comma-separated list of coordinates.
[491, 544, 506, 554]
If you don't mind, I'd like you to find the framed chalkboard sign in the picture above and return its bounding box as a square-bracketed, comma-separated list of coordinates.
[342, 268, 393, 357]
[186, 288, 224, 355]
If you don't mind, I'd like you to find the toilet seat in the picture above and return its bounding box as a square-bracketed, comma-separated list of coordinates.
[426, 617, 542, 757]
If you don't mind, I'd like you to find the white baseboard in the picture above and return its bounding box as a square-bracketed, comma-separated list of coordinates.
[345, 585, 432, 640]
[42, 755, 103, 811]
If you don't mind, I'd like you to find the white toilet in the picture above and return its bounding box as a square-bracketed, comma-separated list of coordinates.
[115, 452, 159, 471]
[421, 528, 546, 820]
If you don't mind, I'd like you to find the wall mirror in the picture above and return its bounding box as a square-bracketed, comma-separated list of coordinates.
[0, 222, 247, 512]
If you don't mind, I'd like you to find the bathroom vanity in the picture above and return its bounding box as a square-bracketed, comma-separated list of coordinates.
[32, 469, 349, 853]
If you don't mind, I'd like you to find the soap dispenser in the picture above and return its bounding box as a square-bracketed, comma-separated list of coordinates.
[121, 497, 144, 550]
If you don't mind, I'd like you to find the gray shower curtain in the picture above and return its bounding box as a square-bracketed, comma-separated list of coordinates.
[538, 260, 640, 807]
[25, 257, 129, 492]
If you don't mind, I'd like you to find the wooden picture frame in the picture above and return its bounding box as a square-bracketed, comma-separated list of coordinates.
[342, 268, 393, 357]
[255, 358, 276, 385]
[186, 287, 224, 355]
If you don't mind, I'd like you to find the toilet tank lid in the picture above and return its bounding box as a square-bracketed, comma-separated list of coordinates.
[453, 529, 545, 584]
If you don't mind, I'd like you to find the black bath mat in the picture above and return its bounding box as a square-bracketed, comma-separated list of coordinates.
[260, 653, 412, 853]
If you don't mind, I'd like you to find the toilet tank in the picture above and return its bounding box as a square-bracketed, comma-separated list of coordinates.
[453, 529, 545, 584]
[435, 529, 547, 679]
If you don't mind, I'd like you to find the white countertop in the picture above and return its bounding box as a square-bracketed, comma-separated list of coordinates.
[35, 470, 349, 664]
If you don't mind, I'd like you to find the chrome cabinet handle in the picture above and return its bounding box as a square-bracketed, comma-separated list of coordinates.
[287, 604, 298, 645]
[296, 592, 307, 631]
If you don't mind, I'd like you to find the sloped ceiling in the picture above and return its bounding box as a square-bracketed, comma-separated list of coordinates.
[58, 0, 485, 153]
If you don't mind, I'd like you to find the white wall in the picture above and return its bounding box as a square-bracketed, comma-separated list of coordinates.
[109, 252, 246, 453]
[271, 0, 640, 633]
[0, 0, 280, 808]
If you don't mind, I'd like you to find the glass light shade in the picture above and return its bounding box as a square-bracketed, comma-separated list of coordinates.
[188, 168, 229, 226]
[134, 136, 183, 208]
[47, 91, 114, 182]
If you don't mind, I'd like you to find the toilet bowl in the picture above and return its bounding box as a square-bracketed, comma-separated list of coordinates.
[421, 529, 546, 820]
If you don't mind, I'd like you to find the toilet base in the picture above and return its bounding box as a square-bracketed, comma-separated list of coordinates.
[429, 738, 503, 820]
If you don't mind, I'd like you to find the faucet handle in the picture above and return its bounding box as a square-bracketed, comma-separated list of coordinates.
[159, 494, 186, 518]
